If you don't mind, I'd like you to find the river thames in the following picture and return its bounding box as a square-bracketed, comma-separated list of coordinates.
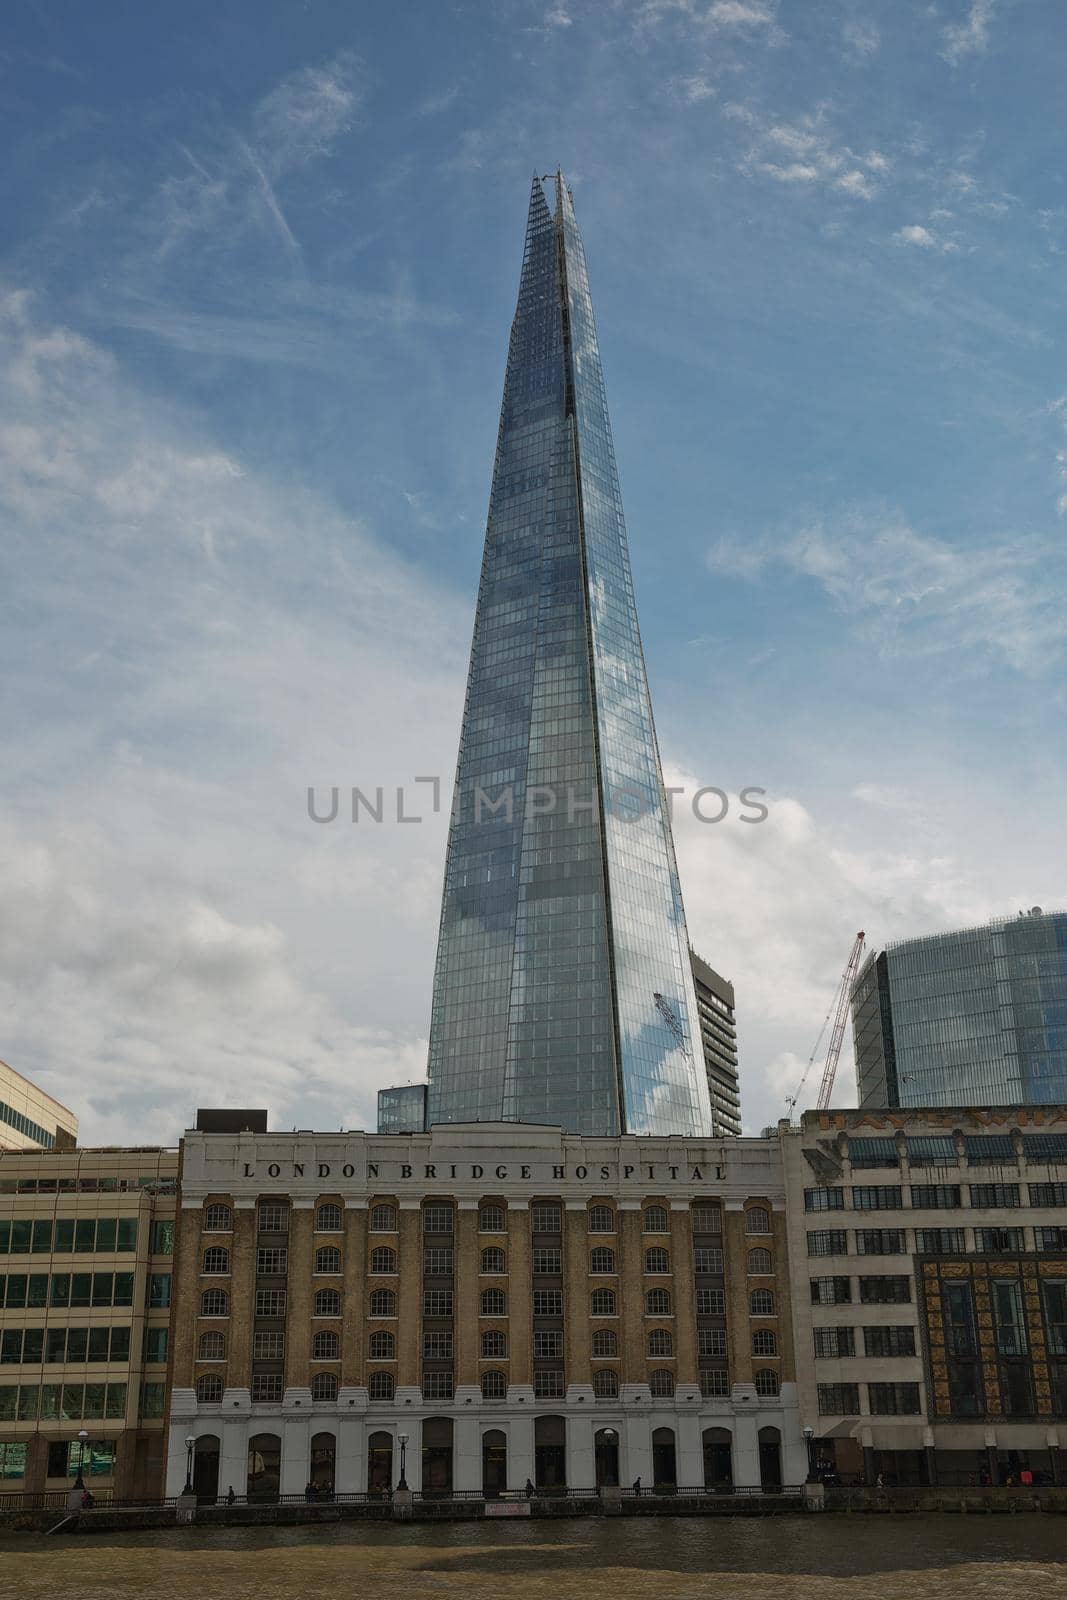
[1, 1515, 1066, 1600]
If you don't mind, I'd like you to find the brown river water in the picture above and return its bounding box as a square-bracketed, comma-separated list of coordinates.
[1, 1515, 1065, 1600]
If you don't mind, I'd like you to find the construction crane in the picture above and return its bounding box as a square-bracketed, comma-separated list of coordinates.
[786, 931, 867, 1119]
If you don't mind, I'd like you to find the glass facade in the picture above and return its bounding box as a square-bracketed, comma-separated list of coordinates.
[853, 910, 1067, 1107]
[376, 1084, 427, 1134]
[426, 174, 712, 1138]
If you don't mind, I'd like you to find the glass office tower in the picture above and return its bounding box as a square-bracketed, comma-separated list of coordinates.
[853, 909, 1067, 1107]
[426, 174, 712, 1138]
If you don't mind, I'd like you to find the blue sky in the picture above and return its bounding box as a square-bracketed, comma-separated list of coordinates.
[2, 0, 1065, 1143]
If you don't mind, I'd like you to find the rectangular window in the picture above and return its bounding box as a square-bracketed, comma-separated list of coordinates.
[863, 1325, 916, 1357]
[31, 1220, 52, 1253]
[253, 1331, 284, 1359]
[992, 1278, 1027, 1356]
[859, 1276, 911, 1304]
[254, 1290, 286, 1317]
[422, 1207, 453, 1234]
[852, 1187, 903, 1211]
[696, 1288, 725, 1315]
[148, 1274, 171, 1308]
[533, 1290, 564, 1317]
[1000, 1361, 1034, 1416]
[1044, 1281, 1067, 1356]
[855, 1229, 906, 1255]
[817, 1383, 859, 1415]
[916, 1228, 967, 1254]
[805, 1188, 844, 1212]
[422, 1370, 454, 1399]
[534, 1371, 565, 1398]
[422, 1290, 453, 1316]
[868, 1382, 921, 1415]
[807, 1231, 848, 1257]
[810, 1277, 851, 1305]
[532, 1249, 562, 1274]
[423, 1331, 454, 1359]
[975, 1227, 1024, 1253]
[531, 1206, 562, 1233]
[423, 1248, 454, 1276]
[691, 1207, 722, 1233]
[814, 1327, 854, 1358]
[144, 1327, 169, 1364]
[970, 1184, 1020, 1209]
[1036, 1228, 1067, 1252]
[700, 1369, 729, 1397]
[150, 1221, 175, 1255]
[75, 1219, 96, 1253]
[1031, 1183, 1067, 1207]
[139, 1382, 166, 1419]
[251, 1375, 283, 1403]
[694, 1248, 723, 1273]
[91, 1273, 114, 1307]
[258, 1204, 289, 1233]
[910, 1185, 961, 1209]
[698, 1329, 727, 1356]
[116, 1219, 138, 1252]
[88, 1327, 111, 1362]
[256, 1248, 288, 1275]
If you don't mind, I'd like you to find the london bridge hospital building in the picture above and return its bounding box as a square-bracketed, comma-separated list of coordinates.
[166, 1123, 805, 1498]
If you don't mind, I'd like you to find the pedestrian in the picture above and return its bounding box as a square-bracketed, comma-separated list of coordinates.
[226, 1485, 236, 1506]
[632, 1477, 641, 1496]
[876, 1473, 883, 1489]
[304, 1480, 315, 1502]
[525, 1478, 535, 1499]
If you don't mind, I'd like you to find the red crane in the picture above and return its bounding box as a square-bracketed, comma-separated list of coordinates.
[787, 931, 867, 1118]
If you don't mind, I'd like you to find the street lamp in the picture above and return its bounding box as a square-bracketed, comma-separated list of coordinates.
[74, 1428, 90, 1490]
[184, 1435, 196, 1494]
[397, 1432, 409, 1492]
[803, 1425, 818, 1484]
[600, 1427, 617, 1489]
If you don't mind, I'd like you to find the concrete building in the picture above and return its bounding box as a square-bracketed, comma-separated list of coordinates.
[690, 953, 741, 1137]
[0, 1060, 77, 1152]
[166, 1122, 806, 1499]
[779, 1106, 1067, 1486]
[0, 1143, 178, 1495]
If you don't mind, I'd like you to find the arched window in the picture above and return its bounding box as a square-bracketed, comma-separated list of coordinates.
[481, 1247, 506, 1274]
[312, 1289, 339, 1318]
[752, 1329, 778, 1356]
[311, 1372, 337, 1402]
[643, 1205, 669, 1234]
[590, 1247, 616, 1274]
[198, 1330, 225, 1361]
[316, 1203, 342, 1233]
[203, 1203, 231, 1232]
[202, 1246, 230, 1275]
[196, 1373, 223, 1403]
[370, 1204, 396, 1233]
[750, 1289, 775, 1316]
[480, 1205, 505, 1233]
[748, 1248, 773, 1274]
[592, 1328, 618, 1358]
[481, 1370, 507, 1400]
[481, 1288, 506, 1317]
[591, 1288, 617, 1317]
[645, 1247, 670, 1274]
[588, 1205, 615, 1233]
[746, 1206, 771, 1235]
[200, 1289, 228, 1317]
[648, 1328, 674, 1357]
[315, 1246, 342, 1274]
[368, 1371, 395, 1400]
[369, 1330, 395, 1360]
[593, 1369, 619, 1398]
[312, 1330, 340, 1361]
[754, 1369, 780, 1397]
[649, 1370, 675, 1397]
[481, 1329, 506, 1358]
[369, 1288, 396, 1318]
[370, 1247, 396, 1274]
[646, 1287, 671, 1315]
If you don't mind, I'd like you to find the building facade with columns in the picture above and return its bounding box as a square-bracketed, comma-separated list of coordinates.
[780, 1106, 1067, 1486]
[167, 1122, 806, 1498]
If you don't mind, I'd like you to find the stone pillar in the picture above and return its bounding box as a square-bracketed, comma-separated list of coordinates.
[985, 1438, 1000, 1486]
[923, 1425, 938, 1487]
[733, 1410, 761, 1488]
[624, 1413, 652, 1487]
[676, 1410, 703, 1488]
[172, 1201, 204, 1388]
[341, 1202, 367, 1386]
[219, 1406, 250, 1498]
[567, 1412, 595, 1489]
[509, 1412, 535, 1491]
[397, 1203, 422, 1390]
[724, 1203, 752, 1387]
[285, 1202, 315, 1388]
[507, 1201, 532, 1381]
[618, 1204, 645, 1382]
[453, 1413, 482, 1492]
[336, 1407, 366, 1493]
[771, 1203, 795, 1384]
[669, 1203, 698, 1386]
[227, 1203, 258, 1388]
[565, 1203, 592, 1390]
[454, 1203, 480, 1391]
[280, 1410, 312, 1496]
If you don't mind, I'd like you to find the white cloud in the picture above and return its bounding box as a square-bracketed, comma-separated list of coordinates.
[725, 103, 886, 199]
[1049, 394, 1067, 515]
[544, 4, 573, 24]
[836, 169, 875, 199]
[941, 0, 998, 65]
[842, 16, 881, 57]
[893, 222, 958, 251]
[674, 74, 717, 103]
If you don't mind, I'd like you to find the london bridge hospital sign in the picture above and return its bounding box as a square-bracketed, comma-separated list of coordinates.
[228, 1158, 729, 1187]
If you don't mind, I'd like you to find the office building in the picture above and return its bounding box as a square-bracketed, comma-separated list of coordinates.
[690, 953, 741, 1137]
[0, 1061, 77, 1153]
[853, 909, 1067, 1108]
[0, 1144, 178, 1495]
[377, 1085, 427, 1135]
[426, 174, 712, 1140]
[779, 1105, 1067, 1486]
[165, 1122, 804, 1499]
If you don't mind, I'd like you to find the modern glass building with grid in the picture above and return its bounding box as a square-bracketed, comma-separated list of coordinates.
[852, 909, 1067, 1108]
[425, 175, 712, 1138]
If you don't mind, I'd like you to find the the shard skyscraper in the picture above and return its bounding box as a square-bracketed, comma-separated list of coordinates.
[426, 174, 713, 1139]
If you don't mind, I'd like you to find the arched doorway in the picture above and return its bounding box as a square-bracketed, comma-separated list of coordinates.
[367, 1430, 393, 1495]
[482, 1429, 507, 1498]
[421, 1417, 453, 1497]
[192, 1434, 220, 1504]
[594, 1428, 619, 1488]
[247, 1433, 280, 1502]
[702, 1426, 733, 1493]
[758, 1426, 782, 1492]
[534, 1415, 567, 1492]
[311, 1432, 335, 1497]
[652, 1427, 677, 1493]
